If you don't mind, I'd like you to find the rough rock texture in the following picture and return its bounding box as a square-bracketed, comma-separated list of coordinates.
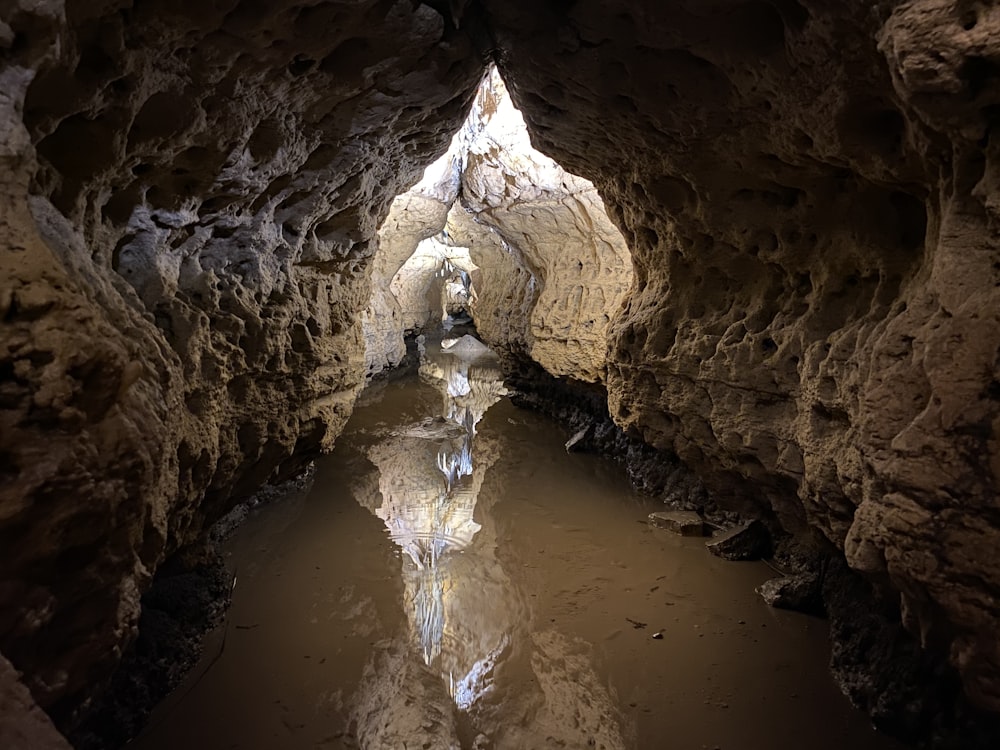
[648, 510, 706, 536]
[361, 147, 461, 375]
[67, 544, 231, 750]
[758, 572, 825, 615]
[391, 238, 476, 333]
[1, 0, 485, 727]
[4, 0, 1000, 740]
[482, 0, 1000, 713]
[451, 70, 633, 383]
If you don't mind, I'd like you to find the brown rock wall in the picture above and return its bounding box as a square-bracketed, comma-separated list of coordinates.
[0, 653, 70, 750]
[363, 192, 453, 373]
[1, 0, 485, 722]
[482, 0, 1000, 711]
[3, 0, 1000, 733]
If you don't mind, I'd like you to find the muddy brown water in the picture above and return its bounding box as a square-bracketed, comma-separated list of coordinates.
[128, 337, 904, 750]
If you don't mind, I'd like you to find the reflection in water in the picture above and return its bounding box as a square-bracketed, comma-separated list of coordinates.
[123, 328, 898, 750]
[353, 331, 630, 749]
[367, 334, 508, 707]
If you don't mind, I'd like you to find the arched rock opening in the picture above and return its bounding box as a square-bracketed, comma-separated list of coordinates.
[366, 67, 633, 385]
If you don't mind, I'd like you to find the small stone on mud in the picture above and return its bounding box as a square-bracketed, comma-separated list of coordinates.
[757, 572, 823, 614]
[705, 520, 771, 560]
[565, 426, 589, 451]
[652, 631, 663, 639]
[648, 510, 706, 536]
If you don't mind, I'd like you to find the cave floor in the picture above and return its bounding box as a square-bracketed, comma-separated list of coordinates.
[127, 338, 904, 750]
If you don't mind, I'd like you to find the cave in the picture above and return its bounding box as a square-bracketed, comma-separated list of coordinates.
[2, 1, 1000, 748]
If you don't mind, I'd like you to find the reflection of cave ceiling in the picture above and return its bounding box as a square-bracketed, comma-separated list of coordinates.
[364, 338, 508, 708]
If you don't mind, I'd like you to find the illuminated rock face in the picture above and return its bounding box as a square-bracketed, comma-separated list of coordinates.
[361, 147, 463, 374]
[453, 70, 634, 384]
[367, 69, 633, 384]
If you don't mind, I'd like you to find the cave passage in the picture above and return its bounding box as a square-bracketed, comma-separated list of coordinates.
[5, 3, 1000, 747]
[125, 329, 903, 750]
[363, 65, 633, 383]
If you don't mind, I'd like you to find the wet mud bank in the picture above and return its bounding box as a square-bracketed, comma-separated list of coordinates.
[66, 471, 316, 750]
[66, 547, 231, 750]
[822, 558, 1000, 749]
[502, 358, 708, 507]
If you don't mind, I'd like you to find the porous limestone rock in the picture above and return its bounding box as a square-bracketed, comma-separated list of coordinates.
[4, 0, 1000, 736]
[1, 0, 485, 726]
[482, 0, 1000, 712]
[391, 237, 476, 331]
[362, 146, 462, 375]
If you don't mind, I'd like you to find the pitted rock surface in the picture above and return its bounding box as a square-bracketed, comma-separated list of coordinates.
[366, 69, 633, 385]
[455, 70, 633, 384]
[2, 0, 485, 723]
[482, 0, 1000, 711]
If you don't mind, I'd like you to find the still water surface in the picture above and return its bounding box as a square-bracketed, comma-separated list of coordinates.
[130, 335, 903, 750]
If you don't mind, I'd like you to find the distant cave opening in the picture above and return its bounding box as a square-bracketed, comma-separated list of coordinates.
[389, 236, 480, 335]
[363, 65, 634, 385]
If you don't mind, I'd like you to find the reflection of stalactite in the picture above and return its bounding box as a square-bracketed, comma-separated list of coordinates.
[412, 563, 447, 665]
[365, 335, 511, 710]
[451, 633, 509, 710]
[436, 440, 472, 492]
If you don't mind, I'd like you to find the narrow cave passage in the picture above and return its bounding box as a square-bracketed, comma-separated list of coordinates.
[117, 71, 904, 750]
[363, 66, 633, 384]
[124, 331, 903, 750]
[5, 1, 1000, 746]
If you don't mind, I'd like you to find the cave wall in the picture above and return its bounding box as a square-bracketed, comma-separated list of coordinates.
[1, 0, 485, 722]
[362, 193, 451, 374]
[362, 145, 461, 374]
[481, 0, 1000, 712]
[0, 654, 70, 750]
